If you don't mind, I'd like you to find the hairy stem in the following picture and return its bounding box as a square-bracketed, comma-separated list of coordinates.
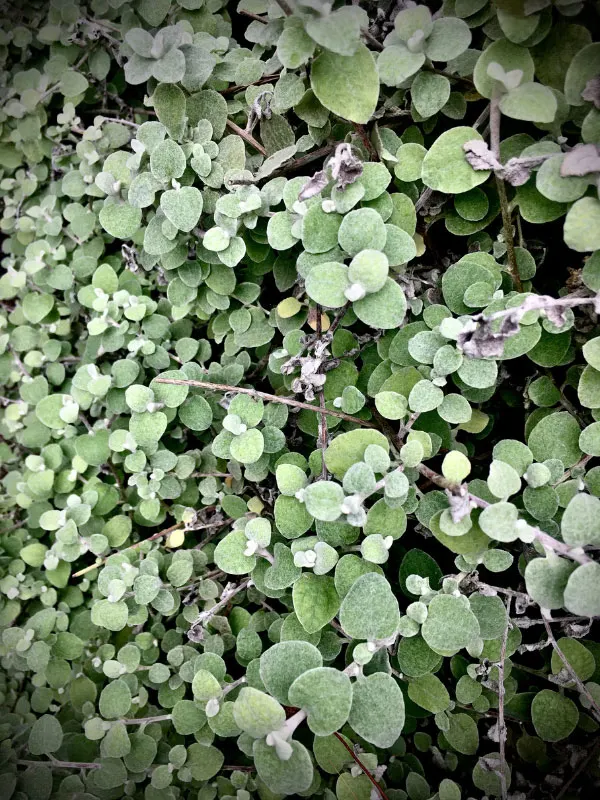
[73, 513, 228, 578]
[333, 733, 390, 800]
[123, 714, 172, 725]
[153, 377, 376, 427]
[417, 464, 593, 564]
[542, 614, 600, 723]
[225, 119, 267, 156]
[497, 598, 511, 800]
[17, 759, 100, 769]
[273, 0, 293, 15]
[490, 95, 521, 291]
[189, 579, 253, 640]
[315, 305, 329, 479]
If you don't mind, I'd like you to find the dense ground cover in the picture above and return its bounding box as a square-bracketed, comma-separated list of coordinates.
[1, 1, 600, 798]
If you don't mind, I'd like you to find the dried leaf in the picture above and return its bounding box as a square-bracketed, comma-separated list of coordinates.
[328, 143, 363, 189]
[581, 75, 600, 109]
[298, 169, 329, 202]
[446, 484, 474, 523]
[463, 139, 501, 172]
[463, 141, 549, 186]
[501, 154, 549, 187]
[560, 144, 600, 177]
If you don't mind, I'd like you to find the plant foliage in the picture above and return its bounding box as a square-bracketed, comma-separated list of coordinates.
[1, 1, 600, 799]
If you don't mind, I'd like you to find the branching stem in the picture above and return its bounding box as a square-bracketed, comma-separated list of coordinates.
[417, 464, 593, 564]
[226, 119, 267, 156]
[72, 513, 228, 578]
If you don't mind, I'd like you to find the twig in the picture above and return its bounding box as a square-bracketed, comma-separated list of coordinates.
[316, 306, 329, 479]
[463, 577, 530, 603]
[123, 714, 172, 725]
[273, 0, 293, 14]
[227, 144, 336, 184]
[353, 123, 378, 159]
[333, 733, 390, 800]
[96, 107, 155, 117]
[226, 119, 267, 156]
[71, 522, 184, 578]
[188, 579, 252, 641]
[106, 459, 126, 502]
[10, 348, 31, 378]
[327, 303, 350, 337]
[554, 454, 593, 485]
[497, 597, 511, 800]
[542, 614, 600, 723]
[192, 472, 232, 478]
[512, 615, 590, 627]
[415, 187, 433, 214]
[153, 378, 376, 427]
[545, 370, 588, 428]
[17, 759, 100, 770]
[72, 515, 228, 578]
[239, 10, 268, 23]
[490, 95, 521, 291]
[98, 116, 139, 129]
[221, 73, 281, 96]
[556, 737, 600, 800]
[473, 103, 491, 132]
[73, 44, 95, 70]
[425, 66, 474, 86]
[492, 293, 600, 318]
[361, 28, 383, 50]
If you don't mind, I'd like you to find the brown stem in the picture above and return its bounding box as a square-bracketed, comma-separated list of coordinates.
[273, 0, 293, 14]
[239, 10, 268, 23]
[327, 302, 350, 337]
[153, 378, 376, 428]
[425, 66, 474, 86]
[10, 348, 31, 378]
[315, 305, 329, 479]
[227, 144, 336, 184]
[415, 106, 488, 213]
[554, 454, 593, 485]
[17, 759, 100, 770]
[542, 614, 600, 723]
[72, 521, 184, 578]
[556, 737, 600, 800]
[72, 513, 227, 578]
[465, 578, 530, 603]
[333, 733, 390, 800]
[106, 459, 126, 502]
[123, 714, 172, 725]
[490, 95, 521, 291]
[497, 597, 511, 800]
[361, 28, 383, 50]
[192, 472, 232, 478]
[353, 123, 378, 159]
[225, 119, 267, 156]
[221, 73, 282, 97]
[545, 369, 588, 428]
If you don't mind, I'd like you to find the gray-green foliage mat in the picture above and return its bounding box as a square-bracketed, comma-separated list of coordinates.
[1, 1, 600, 799]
